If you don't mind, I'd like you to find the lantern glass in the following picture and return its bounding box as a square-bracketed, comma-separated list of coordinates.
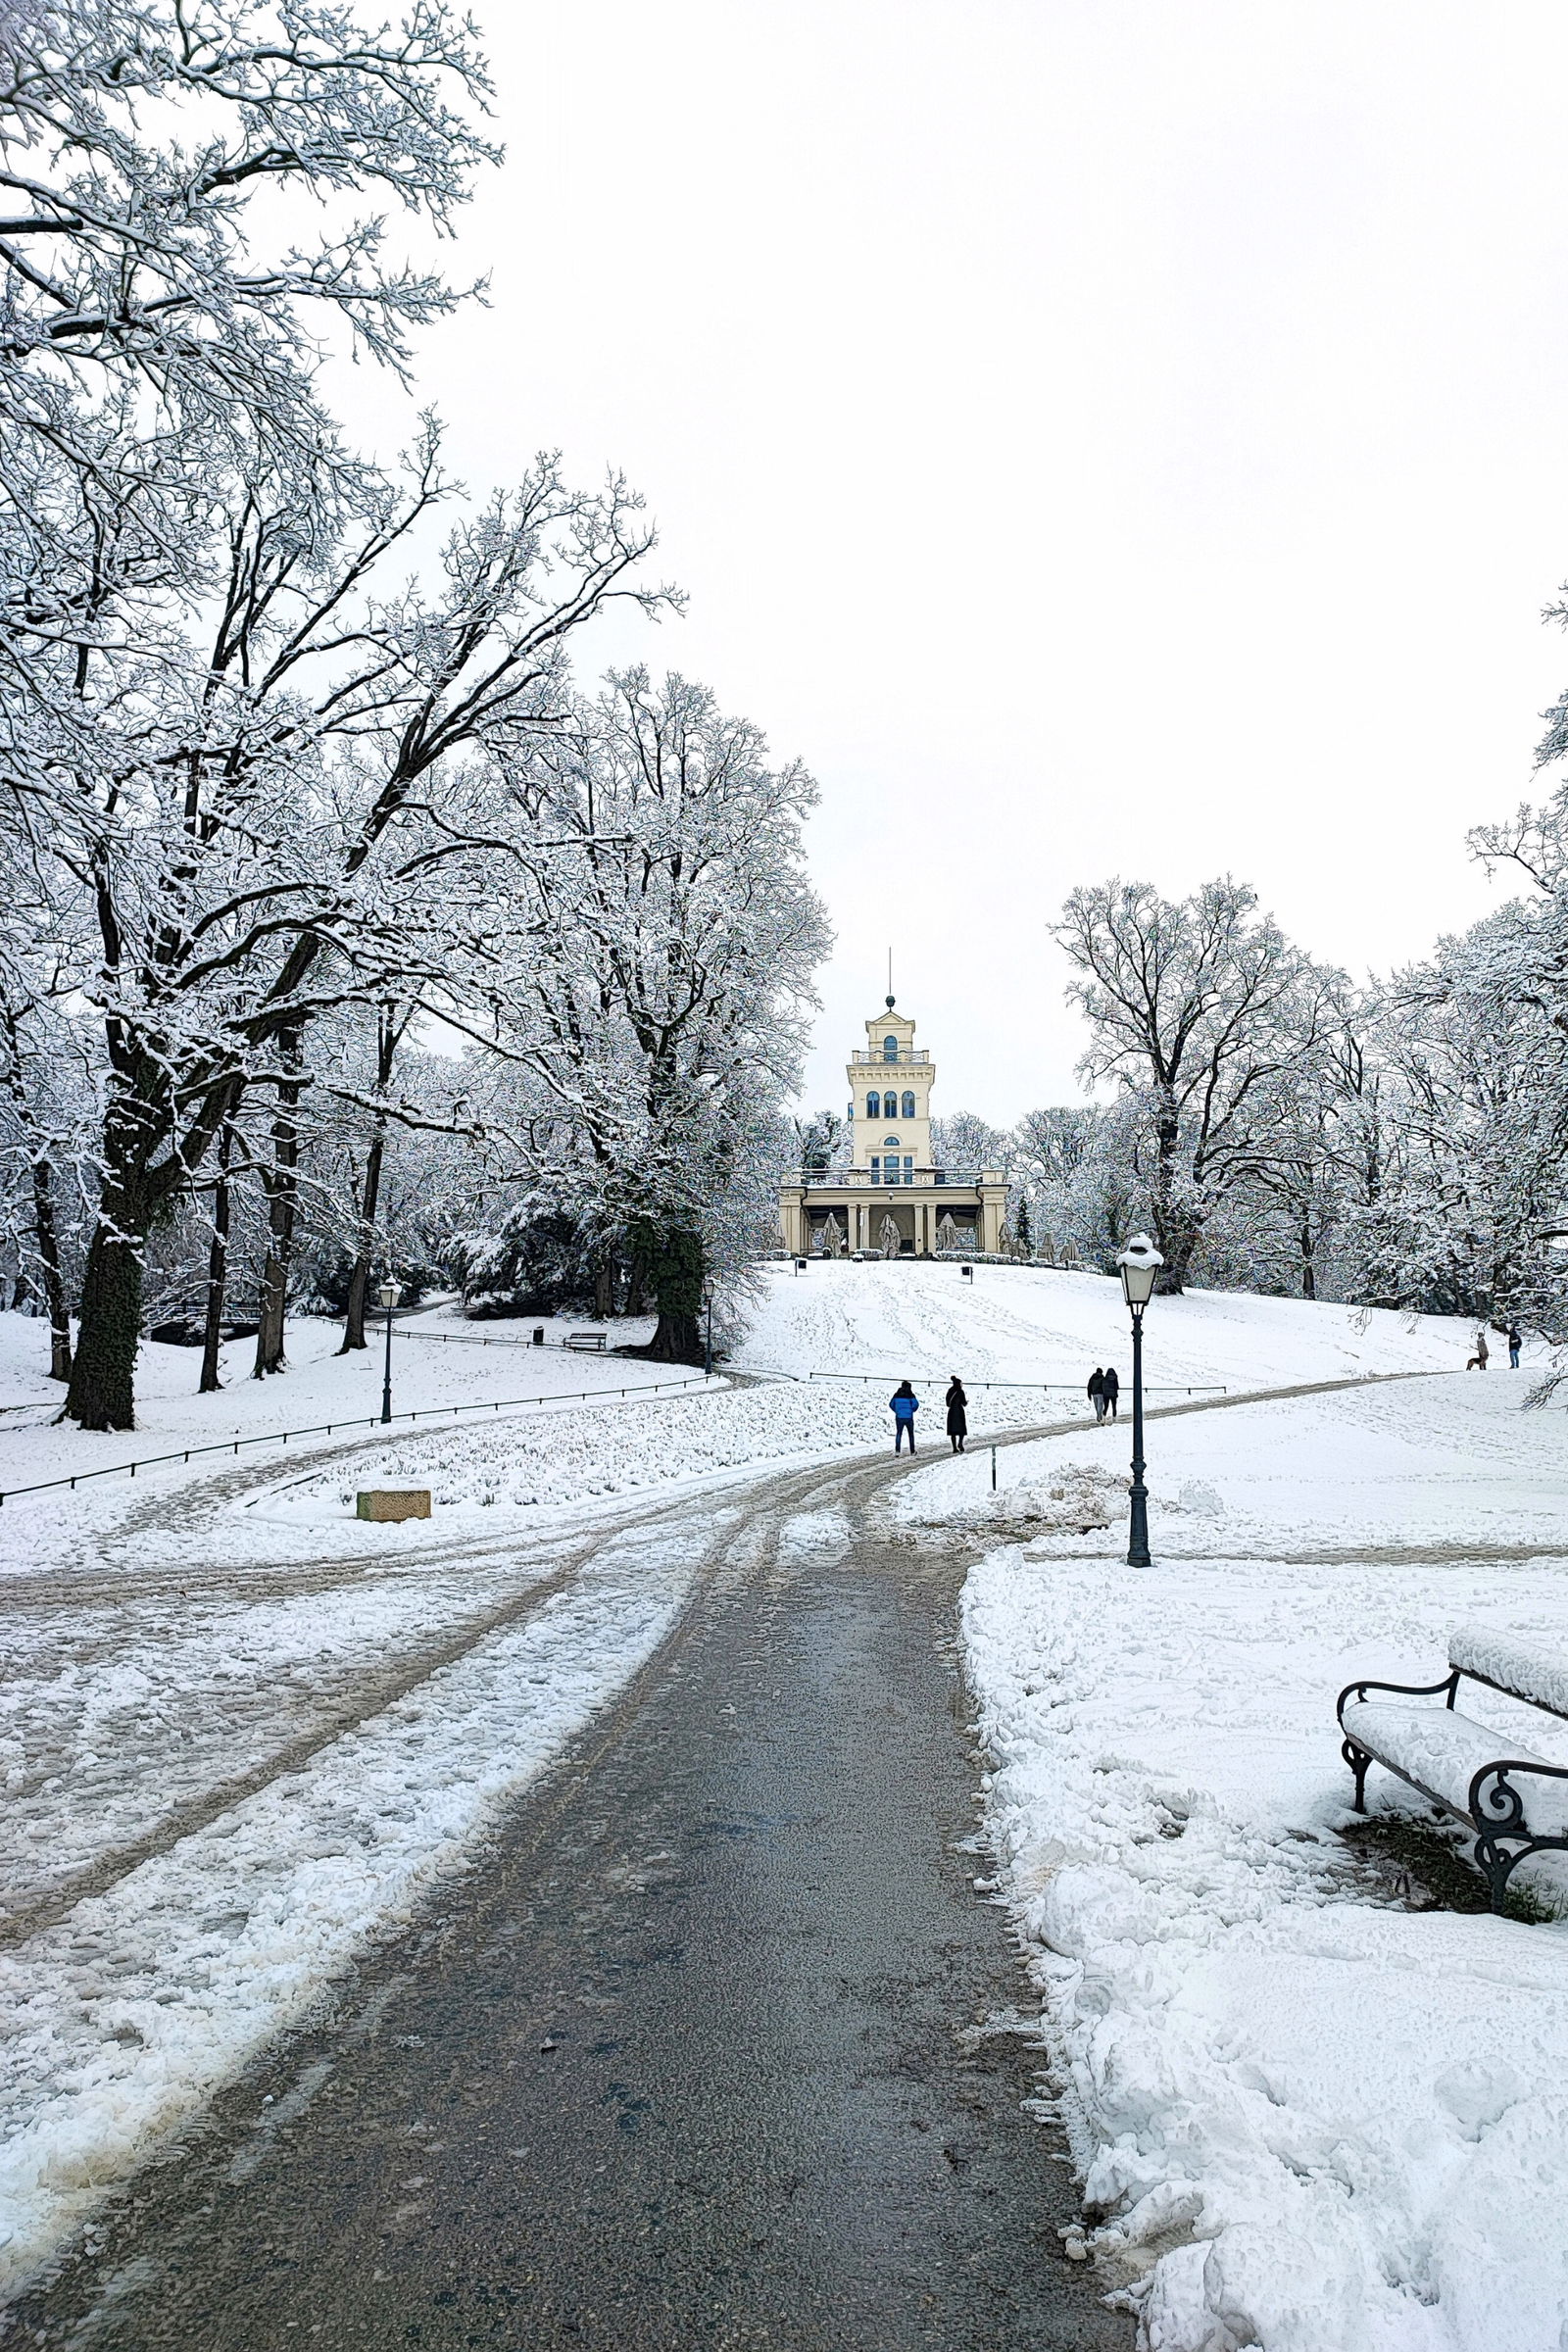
[378, 1281, 399, 1311]
[1116, 1232, 1162, 1308]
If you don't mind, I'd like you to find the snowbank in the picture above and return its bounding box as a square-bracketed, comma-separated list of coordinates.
[953, 1376, 1568, 2351]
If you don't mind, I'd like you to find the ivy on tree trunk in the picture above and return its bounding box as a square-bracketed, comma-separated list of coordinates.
[630, 1217, 705, 1365]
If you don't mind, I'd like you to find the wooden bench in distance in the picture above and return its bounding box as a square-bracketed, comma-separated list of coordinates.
[1338, 1626, 1568, 1912]
[563, 1331, 607, 1351]
[357, 1489, 432, 1523]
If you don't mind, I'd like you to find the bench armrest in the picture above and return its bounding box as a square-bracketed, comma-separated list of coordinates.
[1338, 1669, 1460, 1725]
[1469, 1757, 1568, 1838]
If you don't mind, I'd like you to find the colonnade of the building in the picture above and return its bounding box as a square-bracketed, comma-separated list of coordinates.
[778, 1189, 995, 1257]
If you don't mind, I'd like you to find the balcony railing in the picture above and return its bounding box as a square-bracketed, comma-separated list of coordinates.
[849, 1049, 929, 1065]
[791, 1165, 991, 1190]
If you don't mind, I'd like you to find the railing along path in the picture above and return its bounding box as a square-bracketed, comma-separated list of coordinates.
[0, 1358, 1226, 1510]
[0, 1372, 717, 1507]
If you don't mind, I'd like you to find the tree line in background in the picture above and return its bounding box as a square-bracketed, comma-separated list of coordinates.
[0, 0, 826, 1426]
[798, 794, 1568, 1333]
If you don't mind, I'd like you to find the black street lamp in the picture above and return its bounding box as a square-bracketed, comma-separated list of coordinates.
[378, 1278, 399, 1426]
[1116, 1233, 1162, 1568]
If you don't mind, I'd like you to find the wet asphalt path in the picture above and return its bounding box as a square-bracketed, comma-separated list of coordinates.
[10, 1441, 1131, 2352]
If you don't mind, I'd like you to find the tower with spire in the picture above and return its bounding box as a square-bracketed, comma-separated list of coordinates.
[778, 985, 1008, 1259]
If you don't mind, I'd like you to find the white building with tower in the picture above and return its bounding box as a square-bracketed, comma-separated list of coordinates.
[778, 996, 1009, 1258]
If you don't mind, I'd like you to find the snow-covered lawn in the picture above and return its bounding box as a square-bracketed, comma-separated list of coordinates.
[0, 1301, 681, 1510]
[736, 1256, 1472, 1391]
[943, 1375, 1568, 2352]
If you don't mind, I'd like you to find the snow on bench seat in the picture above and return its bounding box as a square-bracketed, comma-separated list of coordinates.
[1341, 1697, 1568, 1836]
[1449, 1625, 1568, 1721]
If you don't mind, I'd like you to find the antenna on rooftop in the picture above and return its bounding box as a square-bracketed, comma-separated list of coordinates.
[886, 947, 895, 1009]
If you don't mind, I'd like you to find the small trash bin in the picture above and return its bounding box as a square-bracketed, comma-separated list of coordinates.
[532, 1326, 545, 1345]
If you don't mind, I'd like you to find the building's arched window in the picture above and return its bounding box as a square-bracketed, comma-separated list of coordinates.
[883, 1134, 901, 1148]
[901, 1090, 915, 1120]
[866, 1090, 880, 1119]
[883, 1035, 899, 1060]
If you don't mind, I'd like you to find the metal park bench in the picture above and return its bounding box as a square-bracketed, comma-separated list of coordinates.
[563, 1330, 608, 1351]
[1338, 1628, 1568, 1912]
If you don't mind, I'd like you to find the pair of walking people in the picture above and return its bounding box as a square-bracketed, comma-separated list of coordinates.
[889, 1377, 970, 1454]
[1087, 1365, 1120, 1423]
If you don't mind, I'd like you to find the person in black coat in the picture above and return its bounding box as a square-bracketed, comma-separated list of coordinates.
[945, 1376, 968, 1453]
[1088, 1367, 1105, 1423]
[1102, 1365, 1120, 1419]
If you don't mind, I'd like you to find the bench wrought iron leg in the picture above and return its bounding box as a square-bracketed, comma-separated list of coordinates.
[1475, 1834, 1522, 1915]
[1342, 1740, 1370, 1814]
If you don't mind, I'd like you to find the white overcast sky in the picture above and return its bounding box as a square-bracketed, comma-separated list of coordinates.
[340, 0, 1568, 1124]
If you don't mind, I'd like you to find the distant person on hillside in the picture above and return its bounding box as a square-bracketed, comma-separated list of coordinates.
[945, 1376, 968, 1453]
[1102, 1365, 1120, 1419]
[1508, 1323, 1523, 1369]
[1088, 1367, 1106, 1423]
[890, 1381, 920, 1454]
[1467, 1328, 1490, 1371]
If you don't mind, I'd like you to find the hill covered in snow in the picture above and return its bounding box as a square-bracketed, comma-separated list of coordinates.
[733, 1258, 1471, 1392]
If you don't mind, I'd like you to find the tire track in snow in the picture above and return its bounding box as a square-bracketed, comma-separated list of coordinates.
[0, 1518, 727, 2305]
[0, 1372, 1447, 1948]
[0, 1476, 772, 1951]
[0, 1542, 614, 1949]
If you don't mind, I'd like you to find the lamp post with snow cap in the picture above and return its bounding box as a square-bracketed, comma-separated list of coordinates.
[1116, 1233, 1162, 1568]
[378, 1279, 398, 1426]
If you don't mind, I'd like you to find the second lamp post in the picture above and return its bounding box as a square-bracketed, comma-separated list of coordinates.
[1116, 1232, 1162, 1568]
[378, 1278, 399, 1426]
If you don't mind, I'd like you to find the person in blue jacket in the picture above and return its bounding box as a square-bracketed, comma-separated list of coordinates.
[890, 1381, 920, 1453]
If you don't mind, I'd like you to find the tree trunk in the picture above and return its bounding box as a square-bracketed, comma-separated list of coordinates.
[629, 1218, 705, 1364]
[1300, 1219, 1317, 1301]
[253, 1041, 303, 1378]
[29, 1155, 73, 1382]
[0, 1004, 73, 1380]
[593, 1251, 616, 1321]
[339, 1130, 385, 1354]
[63, 1200, 145, 1430]
[1151, 1096, 1193, 1293]
[199, 1122, 234, 1394]
[341, 1006, 408, 1354]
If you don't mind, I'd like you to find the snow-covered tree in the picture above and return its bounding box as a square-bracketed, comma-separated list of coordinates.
[1054, 879, 1339, 1291]
[19, 442, 662, 1427]
[930, 1109, 1007, 1174]
[470, 669, 830, 1361]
